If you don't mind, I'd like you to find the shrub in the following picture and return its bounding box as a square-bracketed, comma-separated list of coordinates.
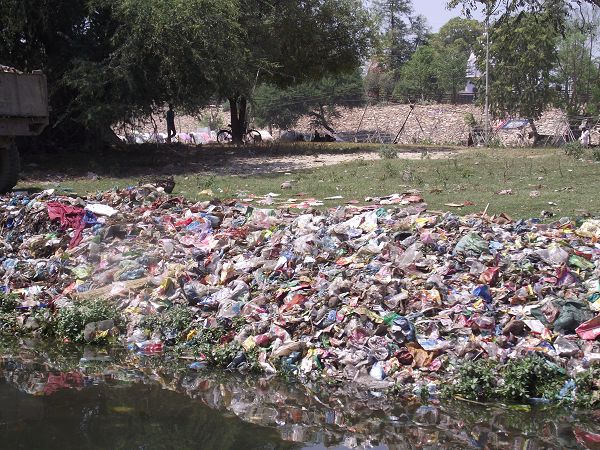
[499, 355, 566, 402]
[564, 141, 584, 159]
[0, 292, 20, 334]
[464, 113, 479, 127]
[441, 355, 592, 406]
[379, 146, 398, 159]
[0, 292, 18, 313]
[55, 299, 120, 344]
[140, 305, 194, 343]
[380, 161, 399, 180]
[487, 136, 504, 148]
[441, 358, 498, 401]
[572, 369, 600, 408]
[182, 317, 261, 371]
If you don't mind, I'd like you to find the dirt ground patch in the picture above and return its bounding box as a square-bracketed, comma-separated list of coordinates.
[195, 148, 461, 176]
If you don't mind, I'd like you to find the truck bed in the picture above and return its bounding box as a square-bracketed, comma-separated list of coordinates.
[0, 72, 49, 136]
[0, 72, 48, 118]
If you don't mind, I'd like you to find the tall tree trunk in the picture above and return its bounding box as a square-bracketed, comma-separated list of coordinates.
[309, 105, 335, 133]
[529, 119, 540, 147]
[229, 94, 247, 145]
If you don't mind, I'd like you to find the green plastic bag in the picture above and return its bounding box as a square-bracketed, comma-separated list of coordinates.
[453, 232, 488, 256]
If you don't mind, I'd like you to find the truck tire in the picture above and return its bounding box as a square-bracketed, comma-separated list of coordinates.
[0, 143, 20, 194]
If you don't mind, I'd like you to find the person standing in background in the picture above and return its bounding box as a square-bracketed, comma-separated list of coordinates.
[166, 104, 176, 143]
[580, 127, 591, 147]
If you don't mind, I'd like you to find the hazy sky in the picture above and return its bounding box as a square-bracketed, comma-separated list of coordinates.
[413, 0, 484, 31]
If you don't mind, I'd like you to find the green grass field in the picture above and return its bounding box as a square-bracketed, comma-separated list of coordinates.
[17, 145, 600, 219]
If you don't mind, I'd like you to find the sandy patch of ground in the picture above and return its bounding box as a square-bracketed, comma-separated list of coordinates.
[194, 148, 462, 176]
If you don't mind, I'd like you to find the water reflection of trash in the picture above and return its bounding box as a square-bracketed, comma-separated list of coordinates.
[0, 344, 599, 449]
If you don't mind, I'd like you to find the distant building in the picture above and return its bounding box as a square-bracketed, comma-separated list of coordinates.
[459, 52, 481, 103]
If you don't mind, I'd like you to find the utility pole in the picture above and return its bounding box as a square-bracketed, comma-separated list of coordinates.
[484, 2, 490, 147]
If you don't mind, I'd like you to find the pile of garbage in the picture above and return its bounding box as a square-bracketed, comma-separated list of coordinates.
[1, 186, 600, 395]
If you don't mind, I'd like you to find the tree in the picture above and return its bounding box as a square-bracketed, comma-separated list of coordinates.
[435, 45, 471, 102]
[253, 71, 365, 132]
[475, 2, 564, 123]
[0, 0, 242, 146]
[366, 0, 430, 101]
[392, 17, 482, 103]
[364, 63, 396, 102]
[555, 26, 600, 114]
[70, 0, 243, 142]
[554, 7, 600, 114]
[449, 0, 600, 16]
[430, 18, 483, 102]
[217, 0, 372, 143]
[393, 46, 441, 101]
[0, 0, 97, 143]
[433, 17, 483, 53]
[0, 0, 372, 146]
[371, 0, 430, 69]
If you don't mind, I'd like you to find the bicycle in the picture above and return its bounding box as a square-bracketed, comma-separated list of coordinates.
[216, 125, 262, 144]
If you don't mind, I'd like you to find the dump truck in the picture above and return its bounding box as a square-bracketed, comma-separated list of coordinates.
[0, 69, 49, 193]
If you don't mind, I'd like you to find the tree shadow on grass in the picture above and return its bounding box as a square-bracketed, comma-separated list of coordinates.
[20, 141, 456, 181]
[20, 142, 370, 178]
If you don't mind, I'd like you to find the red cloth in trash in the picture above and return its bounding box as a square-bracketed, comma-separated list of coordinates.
[574, 427, 600, 449]
[46, 202, 86, 249]
[576, 315, 600, 340]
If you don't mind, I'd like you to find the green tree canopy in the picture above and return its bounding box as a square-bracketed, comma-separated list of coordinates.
[554, 8, 600, 115]
[216, 0, 373, 142]
[70, 0, 242, 133]
[392, 17, 482, 103]
[448, 0, 600, 17]
[432, 17, 483, 53]
[365, 0, 430, 100]
[393, 46, 440, 101]
[371, 0, 429, 71]
[253, 71, 365, 132]
[477, 2, 565, 120]
[0, 0, 241, 143]
[0, 0, 372, 144]
[555, 27, 599, 114]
